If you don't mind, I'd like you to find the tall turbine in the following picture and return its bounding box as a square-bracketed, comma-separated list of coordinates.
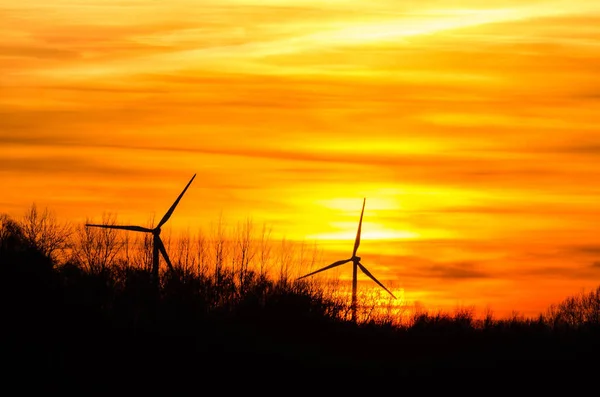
[86, 174, 196, 283]
[297, 198, 396, 322]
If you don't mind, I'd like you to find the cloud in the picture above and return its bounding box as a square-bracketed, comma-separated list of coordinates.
[410, 260, 493, 280]
[0, 45, 79, 60]
[563, 245, 600, 256]
[553, 144, 600, 156]
[513, 264, 600, 280]
[0, 154, 147, 177]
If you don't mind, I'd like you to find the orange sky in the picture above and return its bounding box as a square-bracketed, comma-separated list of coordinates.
[2, 0, 600, 318]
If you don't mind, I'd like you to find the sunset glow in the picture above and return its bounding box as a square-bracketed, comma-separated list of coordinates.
[3, 0, 600, 318]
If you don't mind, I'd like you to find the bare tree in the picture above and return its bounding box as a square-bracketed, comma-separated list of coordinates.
[297, 239, 321, 279]
[1, 214, 18, 241]
[130, 232, 153, 272]
[210, 212, 228, 287]
[19, 203, 72, 263]
[173, 227, 196, 275]
[71, 213, 123, 274]
[277, 237, 295, 285]
[126, 216, 156, 272]
[0, 214, 24, 255]
[233, 217, 256, 292]
[546, 286, 600, 328]
[258, 222, 273, 278]
[195, 229, 209, 277]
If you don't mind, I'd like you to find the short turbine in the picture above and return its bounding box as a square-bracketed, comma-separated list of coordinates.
[297, 198, 396, 322]
[86, 174, 196, 283]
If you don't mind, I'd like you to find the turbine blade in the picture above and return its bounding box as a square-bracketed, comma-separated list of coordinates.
[357, 262, 397, 299]
[85, 224, 153, 233]
[157, 174, 196, 229]
[156, 237, 174, 271]
[352, 198, 366, 257]
[297, 258, 352, 280]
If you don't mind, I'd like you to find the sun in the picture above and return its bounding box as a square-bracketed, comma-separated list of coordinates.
[308, 224, 419, 242]
[306, 196, 420, 242]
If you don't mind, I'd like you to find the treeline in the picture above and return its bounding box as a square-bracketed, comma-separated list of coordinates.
[1, 204, 347, 390]
[3, 203, 600, 327]
[2, 203, 600, 388]
[1, 203, 321, 281]
[1, 203, 405, 323]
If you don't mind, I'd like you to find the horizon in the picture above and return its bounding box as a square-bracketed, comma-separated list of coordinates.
[2, 199, 595, 320]
[2, 0, 600, 320]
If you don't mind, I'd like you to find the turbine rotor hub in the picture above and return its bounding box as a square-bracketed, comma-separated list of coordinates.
[353, 256, 361, 262]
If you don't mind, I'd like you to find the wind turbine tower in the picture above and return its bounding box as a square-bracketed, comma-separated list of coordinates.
[297, 198, 396, 322]
[86, 174, 196, 284]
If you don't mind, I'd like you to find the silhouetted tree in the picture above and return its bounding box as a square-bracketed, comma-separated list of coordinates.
[210, 213, 228, 289]
[546, 286, 600, 329]
[233, 217, 256, 294]
[71, 213, 124, 274]
[258, 222, 273, 278]
[19, 203, 72, 264]
[195, 230, 209, 277]
[0, 213, 52, 271]
[0, 214, 22, 258]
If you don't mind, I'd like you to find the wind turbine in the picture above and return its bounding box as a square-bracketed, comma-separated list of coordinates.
[297, 198, 396, 322]
[86, 174, 196, 284]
